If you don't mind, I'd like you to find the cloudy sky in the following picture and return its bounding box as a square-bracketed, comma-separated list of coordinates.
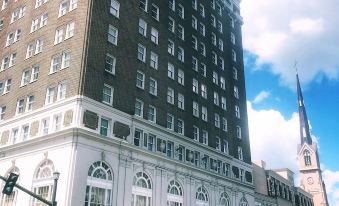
[240, 0, 339, 205]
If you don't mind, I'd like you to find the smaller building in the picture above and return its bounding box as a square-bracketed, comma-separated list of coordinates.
[253, 160, 313, 206]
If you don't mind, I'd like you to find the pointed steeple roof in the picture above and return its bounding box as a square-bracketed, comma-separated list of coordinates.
[296, 73, 312, 145]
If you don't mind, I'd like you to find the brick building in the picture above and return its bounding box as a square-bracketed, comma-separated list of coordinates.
[0, 0, 254, 205]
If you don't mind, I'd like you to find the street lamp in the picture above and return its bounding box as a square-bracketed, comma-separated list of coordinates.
[51, 172, 60, 206]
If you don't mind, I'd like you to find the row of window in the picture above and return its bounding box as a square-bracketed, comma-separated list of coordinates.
[0, 158, 247, 206]
[0, 81, 67, 121]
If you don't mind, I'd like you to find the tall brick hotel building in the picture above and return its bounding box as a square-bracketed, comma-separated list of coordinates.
[0, 0, 254, 205]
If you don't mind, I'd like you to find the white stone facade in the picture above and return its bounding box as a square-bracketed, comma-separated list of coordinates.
[0, 97, 254, 206]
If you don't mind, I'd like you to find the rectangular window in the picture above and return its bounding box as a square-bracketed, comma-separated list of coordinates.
[231, 32, 235, 45]
[211, 32, 216, 45]
[61, 51, 71, 69]
[147, 134, 155, 151]
[200, 63, 206, 77]
[102, 84, 113, 105]
[166, 114, 174, 130]
[201, 106, 207, 121]
[178, 4, 184, 19]
[26, 95, 35, 111]
[31, 65, 40, 82]
[26, 43, 34, 59]
[202, 130, 208, 145]
[12, 129, 18, 144]
[136, 70, 145, 89]
[151, 28, 158, 44]
[21, 70, 30, 86]
[220, 77, 226, 90]
[217, 21, 223, 33]
[138, 18, 147, 36]
[105, 54, 116, 74]
[177, 119, 184, 134]
[201, 84, 207, 99]
[178, 69, 184, 85]
[192, 56, 198, 71]
[237, 126, 242, 139]
[192, 35, 197, 49]
[214, 92, 219, 105]
[178, 47, 184, 62]
[232, 49, 237, 62]
[221, 97, 227, 110]
[108, 25, 118, 45]
[168, 17, 175, 33]
[192, 16, 197, 30]
[137, 44, 146, 62]
[9, 53, 16, 67]
[192, 0, 197, 10]
[65, 21, 75, 39]
[233, 67, 238, 80]
[135, 99, 143, 117]
[218, 57, 224, 70]
[193, 102, 199, 117]
[54, 114, 62, 132]
[234, 86, 239, 99]
[150, 52, 158, 69]
[0, 106, 6, 120]
[168, 40, 175, 55]
[22, 125, 30, 140]
[4, 79, 11, 93]
[235, 105, 240, 118]
[57, 81, 67, 100]
[50, 55, 61, 73]
[238, 147, 243, 160]
[16, 98, 25, 114]
[193, 126, 199, 141]
[59, 1, 68, 17]
[151, 4, 159, 20]
[167, 87, 174, 104]
[110, 0, 120, 17]
[192, 78, 198, 93]
[216, 137, 221, 151]
[178, 93, 184, 110]
[177, 145, 185, 161]
[31, 19, 39, 32]
[214, 113, 220, 128]
[148, 105, 156, 122]
[45, 87, 55, 105]
[169, 0, 175, 11]
[149, 78, 157, 96]
[35, 39, 43, 54]
[139, 0, 148, 11]
[177, 25, 184, 40]
[100, 118, 109, 136]
[40, 13, 48, 27]
[199, 4, 205, 17]
[222, 140, 229, 154]
[222, 118, 228, 132]
[167, 63, 175, 79]
[134, 129, 142, 146]
[218, 39, 224, 51]
[70, 0, 77, 10]
[199, 22, 205, 36]
[157, 138, 166, 153]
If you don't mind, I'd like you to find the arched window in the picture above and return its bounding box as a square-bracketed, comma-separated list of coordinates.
[219, 192, 230, 206]
[239, 197, 248, 206]
[196, 186, 209, 206]
[131, 172, 152, 206]
[85, 161, 113, 206]
[1, 167, 19, 206]
[32, 160, 55, 206]
[167, 180, 183, 206]
[304, 150, 311, 166]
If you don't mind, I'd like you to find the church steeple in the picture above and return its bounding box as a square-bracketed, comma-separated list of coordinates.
[296, 74, 312, 145]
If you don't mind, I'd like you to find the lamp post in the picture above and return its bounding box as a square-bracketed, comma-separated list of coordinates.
[51, 172, 60, 206]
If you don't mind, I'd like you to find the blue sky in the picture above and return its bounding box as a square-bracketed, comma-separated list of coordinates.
[240, 0, 339, 205]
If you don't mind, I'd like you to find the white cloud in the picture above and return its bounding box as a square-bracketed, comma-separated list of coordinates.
[247, 101, 339, 205]
[247, 101, 300, 172]
[253, 90, 271, 104]
[241, 0, 339, 86]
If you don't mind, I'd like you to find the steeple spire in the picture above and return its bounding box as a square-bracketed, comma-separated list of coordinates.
[296, 73, 312, 145]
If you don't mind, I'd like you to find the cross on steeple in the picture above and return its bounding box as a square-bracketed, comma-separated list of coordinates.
[296, 72, 312, 145]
